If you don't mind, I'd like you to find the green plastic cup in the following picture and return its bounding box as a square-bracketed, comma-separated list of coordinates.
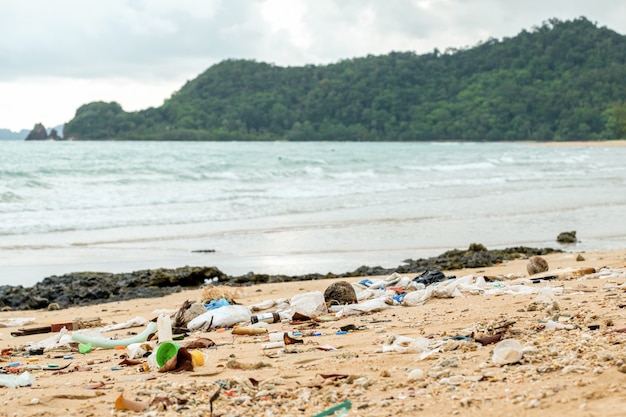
[156, 342, 180, 367]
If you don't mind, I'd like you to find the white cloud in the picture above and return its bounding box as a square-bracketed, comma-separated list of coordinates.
[0, 0, 625, 131]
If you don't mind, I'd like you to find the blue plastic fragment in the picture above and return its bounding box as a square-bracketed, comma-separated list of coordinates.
[358, 279, 373, 287]
[392, 293, 406, 303]
[204, 298, 230, 310]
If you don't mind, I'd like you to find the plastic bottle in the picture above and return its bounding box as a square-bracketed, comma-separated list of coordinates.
[0, 372, 35, 388]
[250, 312, 280, 324]
[262, 341, 285, 349]
[269, 332, 287, 342]
[157, 314, 173, 343]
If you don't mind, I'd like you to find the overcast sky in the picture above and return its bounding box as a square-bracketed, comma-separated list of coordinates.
[1, 0, 625, 132]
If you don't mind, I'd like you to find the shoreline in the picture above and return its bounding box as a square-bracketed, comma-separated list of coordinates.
[1, 248, 625, 415]
[535, 139, 626, 147]
[0, 245, 591, 311]
[3, 230, 626, 288]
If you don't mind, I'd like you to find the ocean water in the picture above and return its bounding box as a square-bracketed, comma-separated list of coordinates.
[1, 140, 625, 286]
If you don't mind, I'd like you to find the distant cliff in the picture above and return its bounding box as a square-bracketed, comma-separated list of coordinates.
[64, 17, 626, 141]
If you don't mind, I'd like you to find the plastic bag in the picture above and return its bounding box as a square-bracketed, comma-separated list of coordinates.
[187, 305, 251, 331]
[0, 372, 35, 388]
[335, 298, 393, 317]
[289, 291, 327, 318]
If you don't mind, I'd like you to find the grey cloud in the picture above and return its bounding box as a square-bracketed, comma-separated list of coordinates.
[0, 0, 624, 82]
[0, 0, 268, 80]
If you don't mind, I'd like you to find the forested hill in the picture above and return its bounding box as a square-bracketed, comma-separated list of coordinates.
[63, 17, 626, 141]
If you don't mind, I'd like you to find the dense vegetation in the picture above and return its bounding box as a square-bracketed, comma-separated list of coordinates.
[63, 17, 626, 141]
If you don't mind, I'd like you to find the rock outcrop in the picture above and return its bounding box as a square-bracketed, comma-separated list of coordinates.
[25, 123, 49, 140]
[557, 231, 578, 243]
[25, 123, 63, 140]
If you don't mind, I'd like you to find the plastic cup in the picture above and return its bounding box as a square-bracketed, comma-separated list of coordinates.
[492, 339, 523, 365]
[190, 350, 205, 366]
[156, 342, 180, 367]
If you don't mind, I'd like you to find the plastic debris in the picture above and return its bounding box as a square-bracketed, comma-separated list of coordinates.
[290, 291, 328, 318]
[311, 400, 351, 417]
[492, 339, 523, 365]
[205, 298, 230, 310]
[100, 316, 148, 333]
[71, 321, 157, 349]
[381, 335, 431, 354]
[187, 305, 252, 331]
[0, 372, 35, 388]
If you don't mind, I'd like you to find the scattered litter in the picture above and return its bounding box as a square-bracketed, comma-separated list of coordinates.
[0, 256, 623, 416]
[71, 321, 157, 349]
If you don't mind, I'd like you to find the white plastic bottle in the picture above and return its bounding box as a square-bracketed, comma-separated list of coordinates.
[157, 314, 173, 343]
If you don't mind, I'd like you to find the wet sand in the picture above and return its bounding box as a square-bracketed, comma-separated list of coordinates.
[1, 248, 626, 416]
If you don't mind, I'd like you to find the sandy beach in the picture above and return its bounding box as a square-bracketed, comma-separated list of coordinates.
[1, 248, 626, 416]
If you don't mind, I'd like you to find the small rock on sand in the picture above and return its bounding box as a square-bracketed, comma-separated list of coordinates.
[527, 256, 549, 275]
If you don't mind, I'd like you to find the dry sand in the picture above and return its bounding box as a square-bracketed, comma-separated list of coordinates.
[1, 249, 626, 416]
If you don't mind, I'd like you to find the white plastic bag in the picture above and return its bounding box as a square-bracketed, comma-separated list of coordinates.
[187, 305, 251, 331]
[290, 291, 327, 318]
[335, 298, 393, 317]
[0, 372, 35, 388]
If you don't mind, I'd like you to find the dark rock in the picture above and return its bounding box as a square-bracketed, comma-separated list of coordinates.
[25, 123, 49, 140]
[0, 266, 224, 311]
[26, 296, 49, 310]
[557, 231, 577, 243]
[393, 245, 561, 276]
[24, 123, 64, 140]
[49, 128, 61, 140]
[527, 256, 549, 275]
[324, 281, 357, 305]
